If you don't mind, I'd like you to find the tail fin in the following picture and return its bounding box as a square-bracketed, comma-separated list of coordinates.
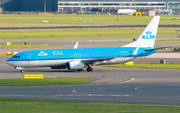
[122, 16, 160, 47]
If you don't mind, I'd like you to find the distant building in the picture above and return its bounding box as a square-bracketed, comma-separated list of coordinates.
[0, 0, 57, 12]
[0, 0, 179, 14]
[58, 0, 180, 14]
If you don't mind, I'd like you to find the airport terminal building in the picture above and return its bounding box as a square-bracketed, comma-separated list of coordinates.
[58, 0, 180, 14]
[0, 0, 179, 13]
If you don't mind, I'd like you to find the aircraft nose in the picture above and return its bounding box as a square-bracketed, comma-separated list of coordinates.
[6, 59, 13, 66]
[6, 59, 11, 65]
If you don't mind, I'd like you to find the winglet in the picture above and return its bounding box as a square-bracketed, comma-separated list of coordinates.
[74, 42, 78, 49]
[131, 45, 139, 56]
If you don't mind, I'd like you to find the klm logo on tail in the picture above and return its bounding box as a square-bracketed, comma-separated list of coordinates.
[142, 31, 155, 39]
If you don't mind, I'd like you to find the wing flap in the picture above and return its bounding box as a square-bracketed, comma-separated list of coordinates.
[82, 57, 114, 64]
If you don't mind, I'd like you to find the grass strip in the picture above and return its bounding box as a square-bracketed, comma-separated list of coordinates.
[0, 77, 95, 86]
[98, 62, 180, 70]
[0, 44, 61, 48]
[0, 15, 180, 25]
[0, 97, 180, 113]
[0, 54, 11, 56]
[0, 27, 179, 40]
[95, 39, 180, 43]
[0, 23, 85, 28]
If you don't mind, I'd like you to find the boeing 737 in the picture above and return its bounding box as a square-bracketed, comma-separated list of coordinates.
[6, 16, 160, 72]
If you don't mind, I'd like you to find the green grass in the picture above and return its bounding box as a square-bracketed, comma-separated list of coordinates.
[95, 41, 133, 43]
[0, 77, 95, 86]
[0, 97, 180, 113]
[0, 54, 10, 56]
[0, 23, 85, 28]
[0, 15, 180, 25]
[156, 39, 180, 43]
[95, 39, 180, 43]
[0, 44, 60, 48]
[99, 63, 180, 70]
[0, 27, 179, 40]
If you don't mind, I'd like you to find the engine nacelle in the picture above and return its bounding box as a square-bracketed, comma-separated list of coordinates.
[51, 66, 66, 69]
[67, 61, 85, 70]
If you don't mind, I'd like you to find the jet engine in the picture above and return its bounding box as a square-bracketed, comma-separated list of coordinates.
[51, 66, 66, 69]
[67, 61, 85, 70]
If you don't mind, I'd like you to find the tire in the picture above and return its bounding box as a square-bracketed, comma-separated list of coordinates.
[20, 70, 24, 73]
[87, 67, 93, 72]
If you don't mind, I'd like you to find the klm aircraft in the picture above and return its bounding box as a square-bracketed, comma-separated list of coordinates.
[6, 16, 160, 73]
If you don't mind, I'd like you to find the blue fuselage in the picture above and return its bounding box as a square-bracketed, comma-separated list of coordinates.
[7, 47, 155, 62]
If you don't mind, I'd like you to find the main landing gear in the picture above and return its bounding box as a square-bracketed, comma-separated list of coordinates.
[20, 70, 24, 73]
[87, 66, 93, 72]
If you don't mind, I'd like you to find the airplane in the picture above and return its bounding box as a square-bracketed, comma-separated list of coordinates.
[6, 16, 160, 73]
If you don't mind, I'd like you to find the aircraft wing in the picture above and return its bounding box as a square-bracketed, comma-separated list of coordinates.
[82, 46, 140, 64]
[82, 57, 115, 64]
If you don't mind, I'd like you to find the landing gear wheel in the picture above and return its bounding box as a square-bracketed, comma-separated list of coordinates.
[20, 70, 24, 73]
[87, 67, 93, 72]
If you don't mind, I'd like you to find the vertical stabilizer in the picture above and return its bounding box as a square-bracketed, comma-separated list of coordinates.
[122, 16, 160, 47]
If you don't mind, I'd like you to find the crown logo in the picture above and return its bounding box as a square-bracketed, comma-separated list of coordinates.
[145, 30, 152, 35]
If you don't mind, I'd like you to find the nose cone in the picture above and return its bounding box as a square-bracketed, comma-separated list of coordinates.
[6, 58, 14, 66]
[6, 58, 10, 64]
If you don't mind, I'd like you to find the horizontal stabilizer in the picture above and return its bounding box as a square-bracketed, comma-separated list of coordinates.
[145, 46, 173, 51]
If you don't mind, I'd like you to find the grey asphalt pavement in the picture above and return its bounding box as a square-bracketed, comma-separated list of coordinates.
[1, 35, 180, 105]
[0, 24, 180, 30]
[1, 56, 180, 104]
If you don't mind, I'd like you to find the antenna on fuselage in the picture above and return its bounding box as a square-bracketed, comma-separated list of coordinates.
[74, 42, 78, 49]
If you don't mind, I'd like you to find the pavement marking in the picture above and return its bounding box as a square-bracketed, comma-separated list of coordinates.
[118, 78, 135, 84]
[135, 84, 180, 91]
[54, 94, 133, 97]
[72, 90, 79, 93]
[135, 86, 145, 91]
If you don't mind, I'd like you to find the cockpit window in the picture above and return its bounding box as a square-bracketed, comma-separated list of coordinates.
[12, 56, 20, 58]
